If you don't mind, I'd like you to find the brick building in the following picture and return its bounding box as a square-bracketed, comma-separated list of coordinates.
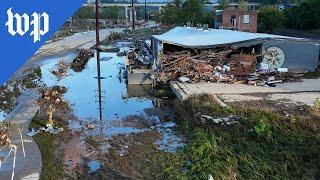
[215, 10, 258, 33]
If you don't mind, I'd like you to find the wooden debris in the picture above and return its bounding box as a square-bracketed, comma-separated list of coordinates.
[230, 54, 257, 76]
[154, 47, 302, 86]
[71, 49, 94, 72]
[155, 48, 240, 84]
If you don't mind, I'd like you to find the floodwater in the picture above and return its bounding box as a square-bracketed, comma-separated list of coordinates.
[39, 45, 185, 152]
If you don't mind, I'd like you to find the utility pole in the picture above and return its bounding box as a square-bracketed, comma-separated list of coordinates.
[145, 0, 147, 22]
[132, 0, 135, 31]
[95, 0, 103, 121]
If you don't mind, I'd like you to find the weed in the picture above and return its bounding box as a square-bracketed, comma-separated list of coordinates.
[151, 94, 320, 179]
[254, 116, 272, 138]
[313, 98, 320, 111]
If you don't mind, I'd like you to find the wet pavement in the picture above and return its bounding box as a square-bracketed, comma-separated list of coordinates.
[0, 89, 42, 180]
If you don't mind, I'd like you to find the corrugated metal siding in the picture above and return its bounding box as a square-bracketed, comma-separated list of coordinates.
[263, 39, 320, 72]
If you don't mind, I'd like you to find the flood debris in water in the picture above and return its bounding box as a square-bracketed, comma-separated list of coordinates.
[37, 85, 69, 127]
[0, 67, 43, 118]
[71, 49, 94, 72]
[51, 60, 68, 79]
[31, 42, 185, 178]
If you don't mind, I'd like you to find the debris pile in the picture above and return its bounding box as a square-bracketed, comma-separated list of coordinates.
[127, 40, 152, 69]
[108, 32, 123, 43]
[0, 122, 11, 148]
[51, 60, 68, 78]
[71, 49, 94, 72]
[200, 115, 239, 125]
[155, 48, 302, 86]
[38, 86, 68, 126]
[156, 49, 239, 84]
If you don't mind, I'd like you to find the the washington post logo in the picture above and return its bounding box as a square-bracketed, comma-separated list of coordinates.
[5, 8, 49, 43]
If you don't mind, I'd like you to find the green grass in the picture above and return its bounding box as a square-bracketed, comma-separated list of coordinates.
[149, 95, 320, 179]
[303, 71, 320, 79]
[30, 118, 64, 180]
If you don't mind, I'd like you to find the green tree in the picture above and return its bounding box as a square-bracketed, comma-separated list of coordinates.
[159, 0, 214, 27]
[218, 0, 230, 10]
[173, 0, 181, 7]
[258, 5, 284, 33]
[160, 4, 180, 25]
[238, 0, 248, 11]
[181, 0, 205, 25]
[105, 6, 120, 21]
[284, 0, 320, 30]
[73, 7, 95, 19]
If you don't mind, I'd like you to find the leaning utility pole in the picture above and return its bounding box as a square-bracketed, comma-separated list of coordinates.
[132, 0, 135, 31]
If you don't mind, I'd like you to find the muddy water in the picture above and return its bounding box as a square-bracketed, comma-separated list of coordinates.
[39, 48, 184, 152]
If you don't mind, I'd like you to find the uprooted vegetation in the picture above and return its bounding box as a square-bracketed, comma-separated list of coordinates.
[149, 95, 320, 179]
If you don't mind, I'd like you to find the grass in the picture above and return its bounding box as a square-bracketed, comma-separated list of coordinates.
[149, 94, 320, 179]
[30, 118, 65, 180]
[303, 71, 320, 79]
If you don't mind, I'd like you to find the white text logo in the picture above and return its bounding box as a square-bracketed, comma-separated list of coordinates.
[5, 8, 49, 43]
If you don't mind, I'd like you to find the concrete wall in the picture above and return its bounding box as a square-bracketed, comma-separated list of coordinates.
[263, 39, 320, 72]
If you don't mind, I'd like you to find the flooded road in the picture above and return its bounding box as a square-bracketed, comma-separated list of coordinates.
[41, 52, 154, 120]
[0, 42, 185, 178]
[39, 46, 184, 153]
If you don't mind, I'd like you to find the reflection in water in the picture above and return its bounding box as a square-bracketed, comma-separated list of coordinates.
[40, 47, 185, 152]
[40, 52, 154, 121]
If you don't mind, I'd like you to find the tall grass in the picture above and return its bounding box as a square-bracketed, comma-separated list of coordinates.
[150, 95, 320, 179]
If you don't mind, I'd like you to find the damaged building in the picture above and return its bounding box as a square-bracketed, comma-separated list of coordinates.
[150, 27, 319, 84]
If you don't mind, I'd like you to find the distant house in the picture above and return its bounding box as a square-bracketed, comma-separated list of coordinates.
[215, 9, 258, 33]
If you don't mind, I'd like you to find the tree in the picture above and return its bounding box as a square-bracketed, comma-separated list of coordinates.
[160, 4, 180, 25]
[218, 0, 230, 10]
[238, 0, 249, 11]
[173, 0, 180, 7]
[284, 0, 320, 30]
[258, 5, 284, 33]
[181, 0, 205, 25]
[74, 7, 95, 19]
[159, 0, 214, 27]
[105, 6, 120, 21]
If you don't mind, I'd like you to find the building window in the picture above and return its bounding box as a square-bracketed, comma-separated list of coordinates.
[243, 15, 250, 24]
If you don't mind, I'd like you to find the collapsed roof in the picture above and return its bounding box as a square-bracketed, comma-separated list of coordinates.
[152, 27, 301, 49]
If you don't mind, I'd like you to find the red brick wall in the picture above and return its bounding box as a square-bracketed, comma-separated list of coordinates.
[220, 10, 257, 33]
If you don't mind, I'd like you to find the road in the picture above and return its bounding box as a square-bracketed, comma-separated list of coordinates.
[12, 28, 124, 80]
